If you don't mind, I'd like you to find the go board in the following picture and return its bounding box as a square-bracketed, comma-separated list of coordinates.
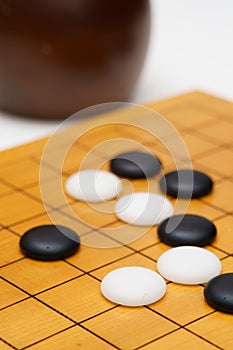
[0, 91, 233, 350]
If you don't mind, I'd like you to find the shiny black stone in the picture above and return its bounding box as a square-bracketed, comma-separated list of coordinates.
[158, 214, 217, 247]
[110, 151, 161, 179]
[159, 169, 213, 198]
[204, 273, 233, 313]
[20, 225, 80, 261]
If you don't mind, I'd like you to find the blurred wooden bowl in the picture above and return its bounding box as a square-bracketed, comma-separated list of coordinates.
[0, 0, 150, 118]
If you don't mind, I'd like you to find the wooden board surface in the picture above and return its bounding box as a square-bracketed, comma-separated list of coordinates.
[0, 91, 233, 350]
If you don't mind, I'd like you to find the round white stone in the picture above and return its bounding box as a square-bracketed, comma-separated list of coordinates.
[115, 192, 173, 226]
[157, 246, 222, 285]
[101, 266, 166, 306]
[65, 170, 122, 202]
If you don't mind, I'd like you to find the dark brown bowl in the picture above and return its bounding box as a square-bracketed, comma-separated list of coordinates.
[0, 0, 150, 118]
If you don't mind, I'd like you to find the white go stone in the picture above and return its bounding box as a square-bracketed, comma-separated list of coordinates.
[115, 192, 173, 226]
[65, 170, 122, 202]
[101, 266, 166, 306]
[157, 246, 222, 285]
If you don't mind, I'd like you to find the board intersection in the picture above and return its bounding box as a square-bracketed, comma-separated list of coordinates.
[0, 91, 233, 350]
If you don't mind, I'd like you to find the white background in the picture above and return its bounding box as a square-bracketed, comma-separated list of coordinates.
[1, 0, 233, 150]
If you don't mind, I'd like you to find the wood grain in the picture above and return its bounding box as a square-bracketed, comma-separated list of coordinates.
[0, 91, 232, 349]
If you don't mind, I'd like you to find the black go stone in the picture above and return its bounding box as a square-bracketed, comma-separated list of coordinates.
[204, 273, 233, 314]
[20, 225, 80, 261]
[159, 169, 213, 198]
[110, 151, 161, 179]
[158, 214, 217, 247]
